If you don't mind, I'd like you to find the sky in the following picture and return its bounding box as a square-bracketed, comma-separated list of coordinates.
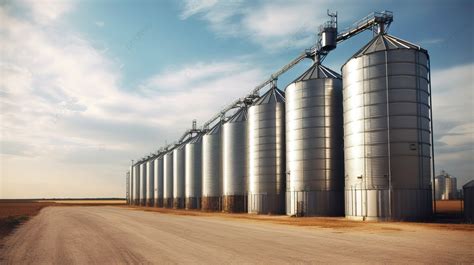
[0, 0, 473, 199]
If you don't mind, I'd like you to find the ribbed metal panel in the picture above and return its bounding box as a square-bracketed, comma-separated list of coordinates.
[185, 135, 203, 209]
[129, 166, 134, 205]
[434, 175, 446, 200]
[134, 165, 140, 205]
[146, 159, 155, 206]
[248, 87, 286, 214]
[223, 108, 248, 213]
[464, 181, 474, 222]
[154, 155, 164, 207]
[202, 122, 222, 211]
[173, 144, 186, 209]
[163, 152, 174, 208]
[343, 34, 432, 221]
[140, 163, 147, 206]
[285, 63, 344, 217]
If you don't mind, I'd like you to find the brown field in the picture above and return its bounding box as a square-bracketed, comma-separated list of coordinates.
[0, 199, 126, 239]
[436, 200, 464, 213]
[125, 204, 474, 232]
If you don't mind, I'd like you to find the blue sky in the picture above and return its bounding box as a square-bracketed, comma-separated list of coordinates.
[1, 0, 473, 198]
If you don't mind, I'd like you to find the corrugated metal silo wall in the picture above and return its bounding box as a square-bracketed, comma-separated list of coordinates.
[163, 152, 174, 208]
[223, 109, 248, 213]
[185, 136, 203, 209]
[173, 145, 186, 209]
[129, 165, 133, 205]
[134, 164, 140, 205]
[140, 163, 147, 206]
[285, 71, 345, 217]
[248, 90, 286, 214]
[464, 186, 473, 223]
[147, 159, 155, 206]
[202, 123, 222, 211]
[154, 156, 164, 207]
[343, 34, 432, 221]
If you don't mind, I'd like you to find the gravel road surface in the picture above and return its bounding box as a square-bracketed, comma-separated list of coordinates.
[1, 206, 472, 264]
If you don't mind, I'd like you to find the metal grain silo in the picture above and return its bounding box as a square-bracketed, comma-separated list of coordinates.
[163, 151, 174, 208]
[185, 135, 203, 209]
[146, 159, 155, 206]
[342, 33, 432, 221]
[464, 180, 474, 223]
[154, 155, 164, 207]
[140, 162, 147, 206]
[286, 62, 344, 217]
[434, 175, 446, 200]
[248, 87, 286, 214]
[129, 165, 134, 205]
[223, 107, 248, 213]
[202, 122, 223, 211]
[173, 143, 187, 209]
[134, 164, 140, 205]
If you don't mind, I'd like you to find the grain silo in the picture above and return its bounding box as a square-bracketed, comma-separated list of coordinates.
[134, 164, 140, 205]
[248, 86, 286, 214]
[464, 180, 474, 223]
[223, 107, 248, 213]
[129, 165, 134, 205]
[173, 143, 187, 209]
[445, 176, 458, 200]
[342, 33, 432, 220]
[202, 122, 223, 211]
[163, 151, 174, 208]
[185, 134, 203, 209]
[434, 175, 446, 200]
[146, 159, 155, 206]
[154, 155, 164, 207]
[140, 162, 147, 206]
[285, 61, 344, 217]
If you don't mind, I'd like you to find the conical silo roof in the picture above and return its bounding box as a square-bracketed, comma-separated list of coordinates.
[254, 87, 285, 105]
[228, 107, 247, 123]
[464, 180, 474, 189]
[207, 121, 222, 135]
[350, 33, 427, 58]
[189, 134, 202, 143]
[294, 63, 341, 81]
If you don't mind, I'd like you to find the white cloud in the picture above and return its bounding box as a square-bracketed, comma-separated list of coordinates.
[431, 63, 474, 184]
[179, 0, 358, 51]
[0, 3, 265, 198]
[180, 0, 219, 19]
[19, 0, 75, 24]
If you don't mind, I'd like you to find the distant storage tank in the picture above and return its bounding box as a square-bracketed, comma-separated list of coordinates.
[163, 151, 174, 208]
[154, 155, 164, 207]
[173, 143, 186, 209]
[445, 176, 457, 200]
[223, 107, 248, 213]
[185, 135, 203, 209]
[147, 159, 155, 206]
[202, 122, 223, 211]
[134, 164, 141, 205]
[343, 33, 432, 220]
[464, 180, 474, 223]
[140, 162, 147, 206]
[434, 175, 446, 200]
[248, 87, 286, 214]
[285, 62, 344, 217]
[129, 166, 134, 205]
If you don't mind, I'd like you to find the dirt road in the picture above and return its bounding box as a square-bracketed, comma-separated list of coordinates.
[1, 206, 472, 264]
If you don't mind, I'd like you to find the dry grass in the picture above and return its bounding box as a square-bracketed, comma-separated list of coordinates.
[435, 200, 463, 214]
[0, 199, 126, 239]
